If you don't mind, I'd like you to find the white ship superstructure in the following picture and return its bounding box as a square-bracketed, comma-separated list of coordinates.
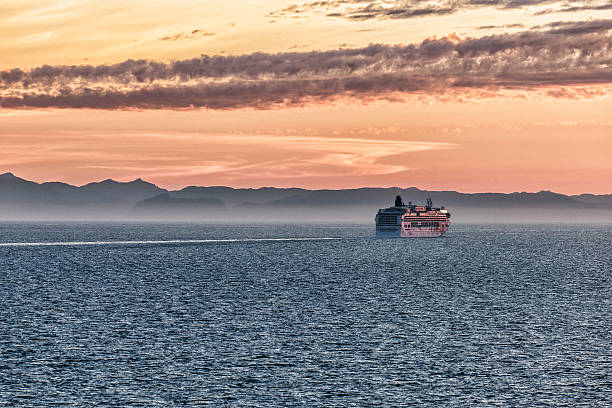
[375, 195, 451, 238]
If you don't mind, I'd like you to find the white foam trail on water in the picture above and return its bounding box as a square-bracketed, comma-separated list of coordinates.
[0, 237, 342, 247]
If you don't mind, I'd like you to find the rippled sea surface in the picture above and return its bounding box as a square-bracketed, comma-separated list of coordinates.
[1, 223, 610, 407]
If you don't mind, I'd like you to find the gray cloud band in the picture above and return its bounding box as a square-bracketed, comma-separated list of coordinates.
[268, 0, 611, 20]
[1, 20, 611, 110]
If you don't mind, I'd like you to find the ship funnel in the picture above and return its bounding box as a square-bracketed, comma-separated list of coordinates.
[394, 195, 405, 207]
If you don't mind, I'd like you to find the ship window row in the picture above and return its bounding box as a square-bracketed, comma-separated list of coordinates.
[408, 221, 440, 227]
[378, 216, 399, 225]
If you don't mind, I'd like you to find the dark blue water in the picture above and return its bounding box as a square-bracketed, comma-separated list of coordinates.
[1, 223, 610, 406]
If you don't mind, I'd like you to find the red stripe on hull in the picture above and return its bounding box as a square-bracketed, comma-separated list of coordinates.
[400, 225, 449, 238]
[376, 224, 450, 238]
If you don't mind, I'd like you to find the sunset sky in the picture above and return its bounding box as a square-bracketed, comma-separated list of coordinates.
[1, 0, 611, 193]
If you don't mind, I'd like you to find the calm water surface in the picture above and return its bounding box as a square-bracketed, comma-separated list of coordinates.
[1, 223, 610, 406]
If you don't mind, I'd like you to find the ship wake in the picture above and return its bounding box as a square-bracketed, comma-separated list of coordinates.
[0, 237, 342, 247]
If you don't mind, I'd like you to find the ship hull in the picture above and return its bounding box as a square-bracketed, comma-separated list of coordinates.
[376, 226, 448, 238]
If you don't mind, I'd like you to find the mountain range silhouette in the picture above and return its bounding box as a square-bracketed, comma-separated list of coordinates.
[1, 172, 611, 221]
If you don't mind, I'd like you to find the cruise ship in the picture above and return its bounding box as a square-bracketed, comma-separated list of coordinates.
[375, 195, 451, 237]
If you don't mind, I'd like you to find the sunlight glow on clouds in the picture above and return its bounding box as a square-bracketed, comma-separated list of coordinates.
[1, 20, 611, 110]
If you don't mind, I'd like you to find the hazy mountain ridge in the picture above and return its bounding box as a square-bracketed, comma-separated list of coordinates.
[133, 193, 225, 216]
[1, 172, 611, 222]
[0, 172, 166, 205]
[571, 193, 612, 205]
[79, 178, 168, 203]
[265, 188, 602, 209]
[172, 186, 310, 206]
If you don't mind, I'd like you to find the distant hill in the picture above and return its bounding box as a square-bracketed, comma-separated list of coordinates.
[0, 172, 165, 205]
[0, 172, 166, 220]
[132, 193, 225, 219]
[79, 178, 167, 203]
[572, 193, 612, 206]
[266, 188, 593, 209]
[1, 172, 611, 221]
[172, 186, 309, 206]
[0, 172, 106, 205]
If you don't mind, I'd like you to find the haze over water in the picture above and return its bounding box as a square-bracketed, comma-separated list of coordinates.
[1, 222, 610, 406]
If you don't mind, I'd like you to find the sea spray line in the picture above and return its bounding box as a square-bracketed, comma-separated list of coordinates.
[0, 237, 343, 247]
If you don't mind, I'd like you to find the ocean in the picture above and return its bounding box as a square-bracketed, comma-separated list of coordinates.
[1, 223, 610, 406]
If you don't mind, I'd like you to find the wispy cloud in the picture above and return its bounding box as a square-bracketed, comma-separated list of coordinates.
[1, 20, 611, 110]
[7, 31, 53, 45]
[476, 23, 525, 30]
[534, 2, 612, 15]
[0, 131, 456, 183]
[158, 29, 215, 41]
[267, 0, 612, 21]
[1, 1, 78, 23]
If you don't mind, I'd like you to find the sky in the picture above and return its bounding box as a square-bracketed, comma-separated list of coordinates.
[1, 0, 611, 193]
